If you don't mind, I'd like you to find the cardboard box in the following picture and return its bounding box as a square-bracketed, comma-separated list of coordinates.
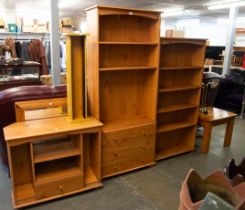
[165, 29, 185, 38]
[22, 25, 35, 33]
[60, 18, 74, 27]
[61, 26, 73, 34]
[41, 74, 66, 86]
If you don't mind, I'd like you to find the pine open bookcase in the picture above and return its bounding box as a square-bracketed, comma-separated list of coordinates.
[156, 37, 206, 160]
[86, 5, 161, 178]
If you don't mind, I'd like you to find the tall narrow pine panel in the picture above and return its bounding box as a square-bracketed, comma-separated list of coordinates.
[86, 6, 160, 178]
[156, 38, 206, 160]
[66, 34, 87, 121]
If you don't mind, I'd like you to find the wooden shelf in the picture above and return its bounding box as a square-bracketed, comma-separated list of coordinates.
[156, 146, 195, 160]
[158, 86, 200, 93]
[103, 117, 154, 133]
[99, 41, 158, 45]
[35, 165, 82, 185]
[159, 66, 202, 71]
[99, 66, 157, 71]
[33, 139, 81, 164]
[157, 104, 197, 114]
[85, 167, 98, 185]
[157, 122, 195, 133]
[15, 184, 35, 203]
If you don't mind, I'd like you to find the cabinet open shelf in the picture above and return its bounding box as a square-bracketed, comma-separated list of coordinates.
[156, 125, 197, 160]
[15, 183, 35, 204]
[85, 166, 98, 185]
[158, 86, 200, 93]
[157, 104, 197, 114]
[156, 146, 195, 160]
[33, 138, 81, 164]
[35, 157, 82, 185]
[157, 122, 196, 133]
[160, 66, 202, 71]
[102, 117, 154, 133]
[99, 66, 157, 71]
[99, 41, 158, 45]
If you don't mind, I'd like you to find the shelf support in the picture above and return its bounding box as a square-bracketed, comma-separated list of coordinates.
[50, 0, 61, 85]
[223, 6, 239, 75]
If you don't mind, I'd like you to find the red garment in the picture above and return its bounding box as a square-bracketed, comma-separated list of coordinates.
[28, 39, 48, 75]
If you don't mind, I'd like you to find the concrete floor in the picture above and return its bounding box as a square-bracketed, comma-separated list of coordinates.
[0, 118, 244, 210]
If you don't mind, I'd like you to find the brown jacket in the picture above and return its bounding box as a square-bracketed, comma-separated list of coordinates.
[28, 39, 48, 75]
[5, 37, 17, 58]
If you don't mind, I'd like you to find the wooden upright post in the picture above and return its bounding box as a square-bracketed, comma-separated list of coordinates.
[66, 34, 87, 121]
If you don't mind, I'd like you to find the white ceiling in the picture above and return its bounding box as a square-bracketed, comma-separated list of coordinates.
[1, 0, 245, 19]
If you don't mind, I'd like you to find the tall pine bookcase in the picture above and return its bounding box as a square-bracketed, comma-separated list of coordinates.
[156, 38, 206, 160]
[86, 6, 160, 178]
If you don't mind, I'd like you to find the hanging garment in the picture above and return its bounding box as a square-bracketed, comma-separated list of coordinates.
[60, 40, 66, 71]
[20, 42, 31, 61]
[5, 37, 17, 58]
[44, 40, 51, 74]
[28, 39, 48, 75]
[15, 41, 21, 58]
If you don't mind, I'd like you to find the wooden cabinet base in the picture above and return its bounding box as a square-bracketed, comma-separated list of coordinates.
[11, 183, 103, 209]
[4, 117, 103, 209]
[102, 123, 156, 178]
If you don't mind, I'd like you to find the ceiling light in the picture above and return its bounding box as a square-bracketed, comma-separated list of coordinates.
[207, 0, 245, 10]
[216, 18, 229, 24]
[177, 18, 200, 27]
[161, 7, 184, 17]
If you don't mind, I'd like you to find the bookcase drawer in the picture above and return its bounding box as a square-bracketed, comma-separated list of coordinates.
[102, 124, 155, 177]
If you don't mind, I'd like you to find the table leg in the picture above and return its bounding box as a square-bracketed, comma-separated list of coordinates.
[224, 117, 235, 147]
[201, 122, 212, 153]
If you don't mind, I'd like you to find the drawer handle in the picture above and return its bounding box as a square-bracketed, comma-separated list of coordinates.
[141, 146, 146, 151]
[113, 153, 118, 158]
[114, 137, 118, 143]
[113, 166, 117, 171]
[58, 185, 64, 193]
[142, 132, 147, 137]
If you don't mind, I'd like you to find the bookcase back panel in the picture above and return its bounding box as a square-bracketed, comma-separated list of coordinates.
[158, 90, 200, 107]
[158, 70, 202, 88]
[160, 44, 205, 67]
[156, 126, 196, 154]
[100, 71, 154, 123]
[99, 15, 159, 42]
[157, 109, 197, 125]
[99, 45, 157, 68]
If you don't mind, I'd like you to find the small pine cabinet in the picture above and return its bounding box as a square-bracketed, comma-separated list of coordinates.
[156, 38, 206, 160]
[86, 6, 161, 178]
[4, 116, 102, 208]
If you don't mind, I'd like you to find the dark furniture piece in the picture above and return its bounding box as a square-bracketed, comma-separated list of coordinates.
[0, 62, 42, 91]
[215, 69, 245, 114]
[202, 72, 221, 107]
[0, 85, 67, 167]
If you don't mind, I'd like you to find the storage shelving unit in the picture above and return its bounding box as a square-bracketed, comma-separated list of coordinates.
[156, 37, 206, 160]
[86, 6, 161, 178]
[4, 117, 102, 208]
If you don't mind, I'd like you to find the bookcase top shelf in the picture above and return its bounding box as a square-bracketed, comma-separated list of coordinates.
[86, 5, 161, 15]
[158, 86, 200, 93]
[160, 66, 202, 71]
[99, 42, 158, 45]
[100, 66, 157, 71]
[161, 37, 206, 44]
